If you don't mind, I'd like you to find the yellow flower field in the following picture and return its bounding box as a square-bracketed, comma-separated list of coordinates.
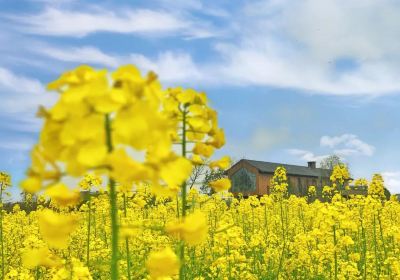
[0, 65, 399, 279]
[1, 185, 400, 279]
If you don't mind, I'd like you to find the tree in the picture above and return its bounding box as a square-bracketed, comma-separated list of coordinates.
[200, 168, 226, 195]
[384, 187, 391, 200]
[189, 157, 233, 195]
[319, 155, 344, 170]
[187, 164, 207, 190]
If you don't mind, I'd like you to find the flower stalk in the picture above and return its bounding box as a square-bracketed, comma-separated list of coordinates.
[105, 114, 119, 280]
[179, 107, 187, 280]
[86, 193, 91, 267]
[123, 193, 132, 280]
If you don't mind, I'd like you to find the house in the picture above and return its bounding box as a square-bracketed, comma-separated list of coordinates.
[226, 159, 332, 196]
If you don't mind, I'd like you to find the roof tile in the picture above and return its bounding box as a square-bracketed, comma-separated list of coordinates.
[243, 159, 331, 178]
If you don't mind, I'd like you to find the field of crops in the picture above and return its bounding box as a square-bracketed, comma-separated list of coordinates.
[0, 65, 399, 279]
[1, 184, 400, 279]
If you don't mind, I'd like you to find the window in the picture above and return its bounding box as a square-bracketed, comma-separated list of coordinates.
[231, 168, 256, 192]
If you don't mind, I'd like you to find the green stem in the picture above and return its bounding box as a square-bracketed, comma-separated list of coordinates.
[35, 267, 39, 280]
[123, 194, 131, 280]
[377, 212, 390, 276]
[360, 212, 367, 280]
[86, 194, 91, 267]
[333, 225, 338, 280]
[181, 108, 187, 217]
[276, 200, 286, 279]
[176, 196, 180, 218]
[276, 242, 286, 279]
[105, 114, 119, 280]
[179, 108, 187, 280]
[93, 207, 97, 239]
[373, 215, 380, 279]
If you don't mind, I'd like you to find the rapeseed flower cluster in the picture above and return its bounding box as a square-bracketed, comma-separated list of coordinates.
[270, 166, 288, 197]
[368, 174, 385, 199]
[330, 164, 351, 189]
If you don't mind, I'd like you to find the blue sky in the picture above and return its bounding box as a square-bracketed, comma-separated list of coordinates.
[1, 0, 400, 198]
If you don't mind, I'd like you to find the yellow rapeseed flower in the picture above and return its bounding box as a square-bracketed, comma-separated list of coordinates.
[0, 172, 11, 190]
[166, 210, 208, 245]
[209, 156, 231, 170]
[20, 176, 42, 193]
[46, 183, 81, 207]
[193, 143, 214, 158]
[146, 247, 179, 279]
[38, 209, 78, 249]
[22, 247, 61, 269]
[209, 178, 231, 192]
[159, 157, 193, 189]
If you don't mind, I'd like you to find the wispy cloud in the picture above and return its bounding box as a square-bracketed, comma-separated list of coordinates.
[207, 0, 400, 95]
[0, 68, 55, 131]
[321, 134, 375, 157]
[6, 7, 215, 39]
[382, 171, 400, 194]
[287, 133, 374, 164]
[0, 140, 34, 151]
[0, 67, 42, 96]
[128, 52, 204, 83]
[5, 0, 400, 95]
[37, 46, 120, 68]
[286, 149, 329, 163]
[0, 68, 56, 113]
[33, 45, 204, 83]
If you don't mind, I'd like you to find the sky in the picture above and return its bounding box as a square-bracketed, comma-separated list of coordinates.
[1, 0, 400, 198]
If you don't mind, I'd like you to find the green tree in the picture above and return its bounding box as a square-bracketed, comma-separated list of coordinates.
[200, 168, 226, 195]
[319, 155, 344, 170]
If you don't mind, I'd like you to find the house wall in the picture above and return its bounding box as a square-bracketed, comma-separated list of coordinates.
[226, 160, 260, 196]
[258, 174, 273, 195]
[227, 160, 330, 197]
[259, 174, 320, 196]
[287, 176, 318, 196]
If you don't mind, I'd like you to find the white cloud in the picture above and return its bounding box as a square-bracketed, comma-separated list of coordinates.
[0, 68, 56, 114]
[128, 52, 203, 83]
[41, 46, 120, 68]
[209, 0, 400, 95]
[1, 117, 43, 133]
[33, 45, 203, 84]
[6, 1, 400, 95]
[284, 0, 400, 62]
[0, 141, 34, 151]
[7, 7, 213, 38]
[332, 149, 358, 157]
[0, 70, 44, 155]
[382, 171, 400, 194]
[0, 68, 55, 135]
[287, 133, 374, 164]
[0, 68, 42, 96]
[320, 134, 375, 156]
[286, 149, 329, 163]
